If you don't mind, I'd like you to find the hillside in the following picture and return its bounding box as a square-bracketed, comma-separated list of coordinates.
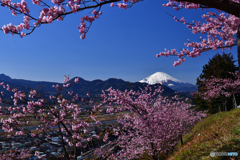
[168, 108, 240, 160]
[134, 108, 240, 160]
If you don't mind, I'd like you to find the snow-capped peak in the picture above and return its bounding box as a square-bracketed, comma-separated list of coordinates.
[139, 72, 183, 85]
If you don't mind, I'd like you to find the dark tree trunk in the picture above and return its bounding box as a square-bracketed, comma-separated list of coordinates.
[225, 100, 227, 112]
[74, 144, 77, 160]
[223, 99, 227, 112]
[180, 135, 183, 145]
[238, 18, 240, 72]
[177, 0, 240, 17]
[233, 93, 237, 109]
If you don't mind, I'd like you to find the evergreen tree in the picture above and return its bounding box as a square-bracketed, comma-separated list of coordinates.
[193, 52, 238, 114]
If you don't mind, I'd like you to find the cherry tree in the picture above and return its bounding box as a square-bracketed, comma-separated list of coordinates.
[199, 71, 240, 111]
[0, 76, 107, 160]
[96, 85, 207, 160]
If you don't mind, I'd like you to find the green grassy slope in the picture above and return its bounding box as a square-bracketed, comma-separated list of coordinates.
[168, 108, 240, 160]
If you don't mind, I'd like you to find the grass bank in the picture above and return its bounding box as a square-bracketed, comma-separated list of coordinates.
[167, 108, 240, 160]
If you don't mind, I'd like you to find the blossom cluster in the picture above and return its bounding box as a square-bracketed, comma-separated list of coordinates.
[0, 0, 142, 38]
[199, 71, 240, 100]
[0, 148, 30, 160]
[157, 1, 239, 66]
[78, 10, 102, 39]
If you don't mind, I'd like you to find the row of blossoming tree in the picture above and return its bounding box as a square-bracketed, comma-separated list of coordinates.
[0, 75, 207, 160]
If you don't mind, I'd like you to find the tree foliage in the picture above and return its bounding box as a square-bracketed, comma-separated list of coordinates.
[193, 52, 238, 113]
[199, 71, 240, 108]
[98, 85, 207, 160]
[197, 52, 238, 82]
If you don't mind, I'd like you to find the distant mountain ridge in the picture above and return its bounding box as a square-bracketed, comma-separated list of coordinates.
[0, 74, 12, 81]
[0, 73, 187, 103]
[139, 72, 198, 92]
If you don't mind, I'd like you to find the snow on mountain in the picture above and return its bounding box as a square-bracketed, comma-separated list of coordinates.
[139, 72, 198, 93]
[139, 72, 184, 85]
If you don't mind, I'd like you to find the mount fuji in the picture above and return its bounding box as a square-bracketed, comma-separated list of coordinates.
[139, 72, 198, 92]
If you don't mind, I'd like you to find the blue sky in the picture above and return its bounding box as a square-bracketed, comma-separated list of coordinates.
[0, 1, 238, 85]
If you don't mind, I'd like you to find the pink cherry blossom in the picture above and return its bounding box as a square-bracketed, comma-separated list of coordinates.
[157, 1, 239, 66]
[98, 84, 207, 159]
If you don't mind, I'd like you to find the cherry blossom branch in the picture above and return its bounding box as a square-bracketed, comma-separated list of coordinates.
[0, 0, 143, 38]
[164, 0, 240, 17]
[157, 6, 239, 67]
